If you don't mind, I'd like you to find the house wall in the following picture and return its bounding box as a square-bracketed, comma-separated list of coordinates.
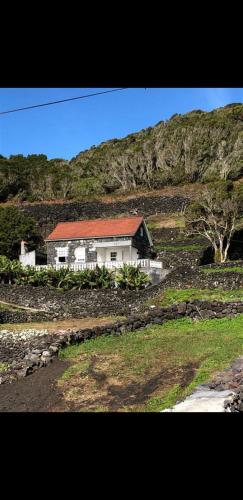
[97, 246, 138, 262]
[132, 222, 153, 258]
[19, 250, 36, 267]
[46, 236, 136, 265]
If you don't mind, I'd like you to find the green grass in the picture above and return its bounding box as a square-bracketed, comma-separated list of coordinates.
[202, 266, 243, 273]
[146, 287, 243, 307]
[58, 314, 243, 412]
[155, 244, 204, 252]
[175, 219, 185, 228]
[0, 362, 10, 372]
[146, 222, 157, 231]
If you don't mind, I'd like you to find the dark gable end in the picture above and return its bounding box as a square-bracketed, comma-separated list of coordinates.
[132, 221, 153, 259]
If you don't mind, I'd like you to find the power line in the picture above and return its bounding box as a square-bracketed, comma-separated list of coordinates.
[0, 87, 129, 116]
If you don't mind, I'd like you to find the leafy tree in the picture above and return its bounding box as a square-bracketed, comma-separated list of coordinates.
[0, 206, 42, 259]
[185, 181, 242, 263]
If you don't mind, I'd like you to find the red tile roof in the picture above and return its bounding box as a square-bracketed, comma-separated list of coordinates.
[45, 217, 144, 241]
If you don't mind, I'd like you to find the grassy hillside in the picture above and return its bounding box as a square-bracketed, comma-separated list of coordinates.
[1, 103, 243, 202]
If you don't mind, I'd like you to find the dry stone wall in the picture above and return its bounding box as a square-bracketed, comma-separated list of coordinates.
[2, 299, 243, 385]
[19, 195, 188, 238]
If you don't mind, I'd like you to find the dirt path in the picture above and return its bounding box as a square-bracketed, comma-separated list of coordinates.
[0, 359, 71, 412]
[0, 299, 45, 312]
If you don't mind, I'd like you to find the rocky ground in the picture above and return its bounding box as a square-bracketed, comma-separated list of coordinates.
[208, 356, 243, 412]
[162, 357, 243, 413]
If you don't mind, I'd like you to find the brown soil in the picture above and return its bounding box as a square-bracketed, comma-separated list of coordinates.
[0, 316, 121, 332]
[58, 355, 199, 412]
[0, 359, 71, 412]
[0, 358, 198, 413]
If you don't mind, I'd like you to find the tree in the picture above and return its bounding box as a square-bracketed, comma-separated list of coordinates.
[0, 206, 42, 259]
[185, 181, 241, 263]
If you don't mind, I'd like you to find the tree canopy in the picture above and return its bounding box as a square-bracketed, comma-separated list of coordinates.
[0, 206, 42, 259]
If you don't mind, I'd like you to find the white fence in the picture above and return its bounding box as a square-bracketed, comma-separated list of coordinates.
[34, 259, 163, 272]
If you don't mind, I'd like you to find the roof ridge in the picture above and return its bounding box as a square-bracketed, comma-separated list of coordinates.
[55, 216, 143, 225]
[45, 216, 144, 241]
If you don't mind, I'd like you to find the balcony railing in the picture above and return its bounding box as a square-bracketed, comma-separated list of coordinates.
[34, 259, 163, 271]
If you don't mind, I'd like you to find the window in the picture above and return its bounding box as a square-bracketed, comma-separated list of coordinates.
[110, 252, 117, 261]
[58, 256, 66, 263]
[74, 246, 86, 262]
[57, 247, 68, 263]
[140, 226, 144, 237]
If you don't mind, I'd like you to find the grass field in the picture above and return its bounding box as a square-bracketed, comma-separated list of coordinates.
[202, 266, 243, 273]
[58, 314, 243, 412]
[146, 288, 243, 307]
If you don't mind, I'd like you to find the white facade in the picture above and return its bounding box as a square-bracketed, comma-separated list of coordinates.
[19, 240, 36, 266]
[96, 242, 138, 264]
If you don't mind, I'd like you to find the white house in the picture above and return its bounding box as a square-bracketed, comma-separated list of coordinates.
[44, 216, 155, 268]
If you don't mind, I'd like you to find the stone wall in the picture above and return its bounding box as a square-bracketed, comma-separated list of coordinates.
[19, 195, 189, 238]
[157, 249, 204, 269]
[2, 298, 243, 385]
[0, 309, 52, 324]
[2, 262, 243, 324]
[159, 263, 243, 291]
[0, 283, 162, 321]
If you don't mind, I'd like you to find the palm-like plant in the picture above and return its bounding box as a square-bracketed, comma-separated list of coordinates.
[116, 264, 150, 290]
[94, 265, 115, 288]
[0, 255, 23, 284]
[0, 257, 150, 291]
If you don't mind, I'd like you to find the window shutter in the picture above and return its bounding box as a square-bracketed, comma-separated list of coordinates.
[75, 247, 86, 261]
[57, 247, 68, 257]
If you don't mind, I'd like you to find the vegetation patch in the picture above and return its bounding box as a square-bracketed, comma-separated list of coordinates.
[147, 214, 185, 229]
[57, 314, 243, 412]
[0, 362, 10, 373]
[146, 288, 243, 307]
[0, 257, 150, 290]
[155, 243, 203, 252]
[202, 266, 243, 273]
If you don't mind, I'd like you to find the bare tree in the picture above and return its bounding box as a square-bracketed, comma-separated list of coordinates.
[185, 183, 239, 263]
[220, 160, 232, 181]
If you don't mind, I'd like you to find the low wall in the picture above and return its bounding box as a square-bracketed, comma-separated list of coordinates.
[1, 299, 243, 385]
[160, 264, 243, 291]
[19, 195, 189, 238]
[2, 262, 243, 324]
[157, 249, 204, 269]
[0, 309, 52, 324]
[0, 283, 163, 321]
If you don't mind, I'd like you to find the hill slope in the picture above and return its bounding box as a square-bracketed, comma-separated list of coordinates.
[1, 103, 243, 202]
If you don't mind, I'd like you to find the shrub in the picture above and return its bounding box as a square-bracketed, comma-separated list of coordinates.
[0, 258, 150, 290]
[116, 264, 150, 290]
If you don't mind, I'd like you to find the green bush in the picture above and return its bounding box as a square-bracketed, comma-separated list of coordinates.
[116, 264, 150, 290]
[0, 258, 149, 290]
[0, 255, 23, 284]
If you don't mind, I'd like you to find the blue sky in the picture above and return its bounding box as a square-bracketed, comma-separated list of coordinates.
[0, 88, 243, 160]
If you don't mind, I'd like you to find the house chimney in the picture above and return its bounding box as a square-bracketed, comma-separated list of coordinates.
[20, 240, 27, 255]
